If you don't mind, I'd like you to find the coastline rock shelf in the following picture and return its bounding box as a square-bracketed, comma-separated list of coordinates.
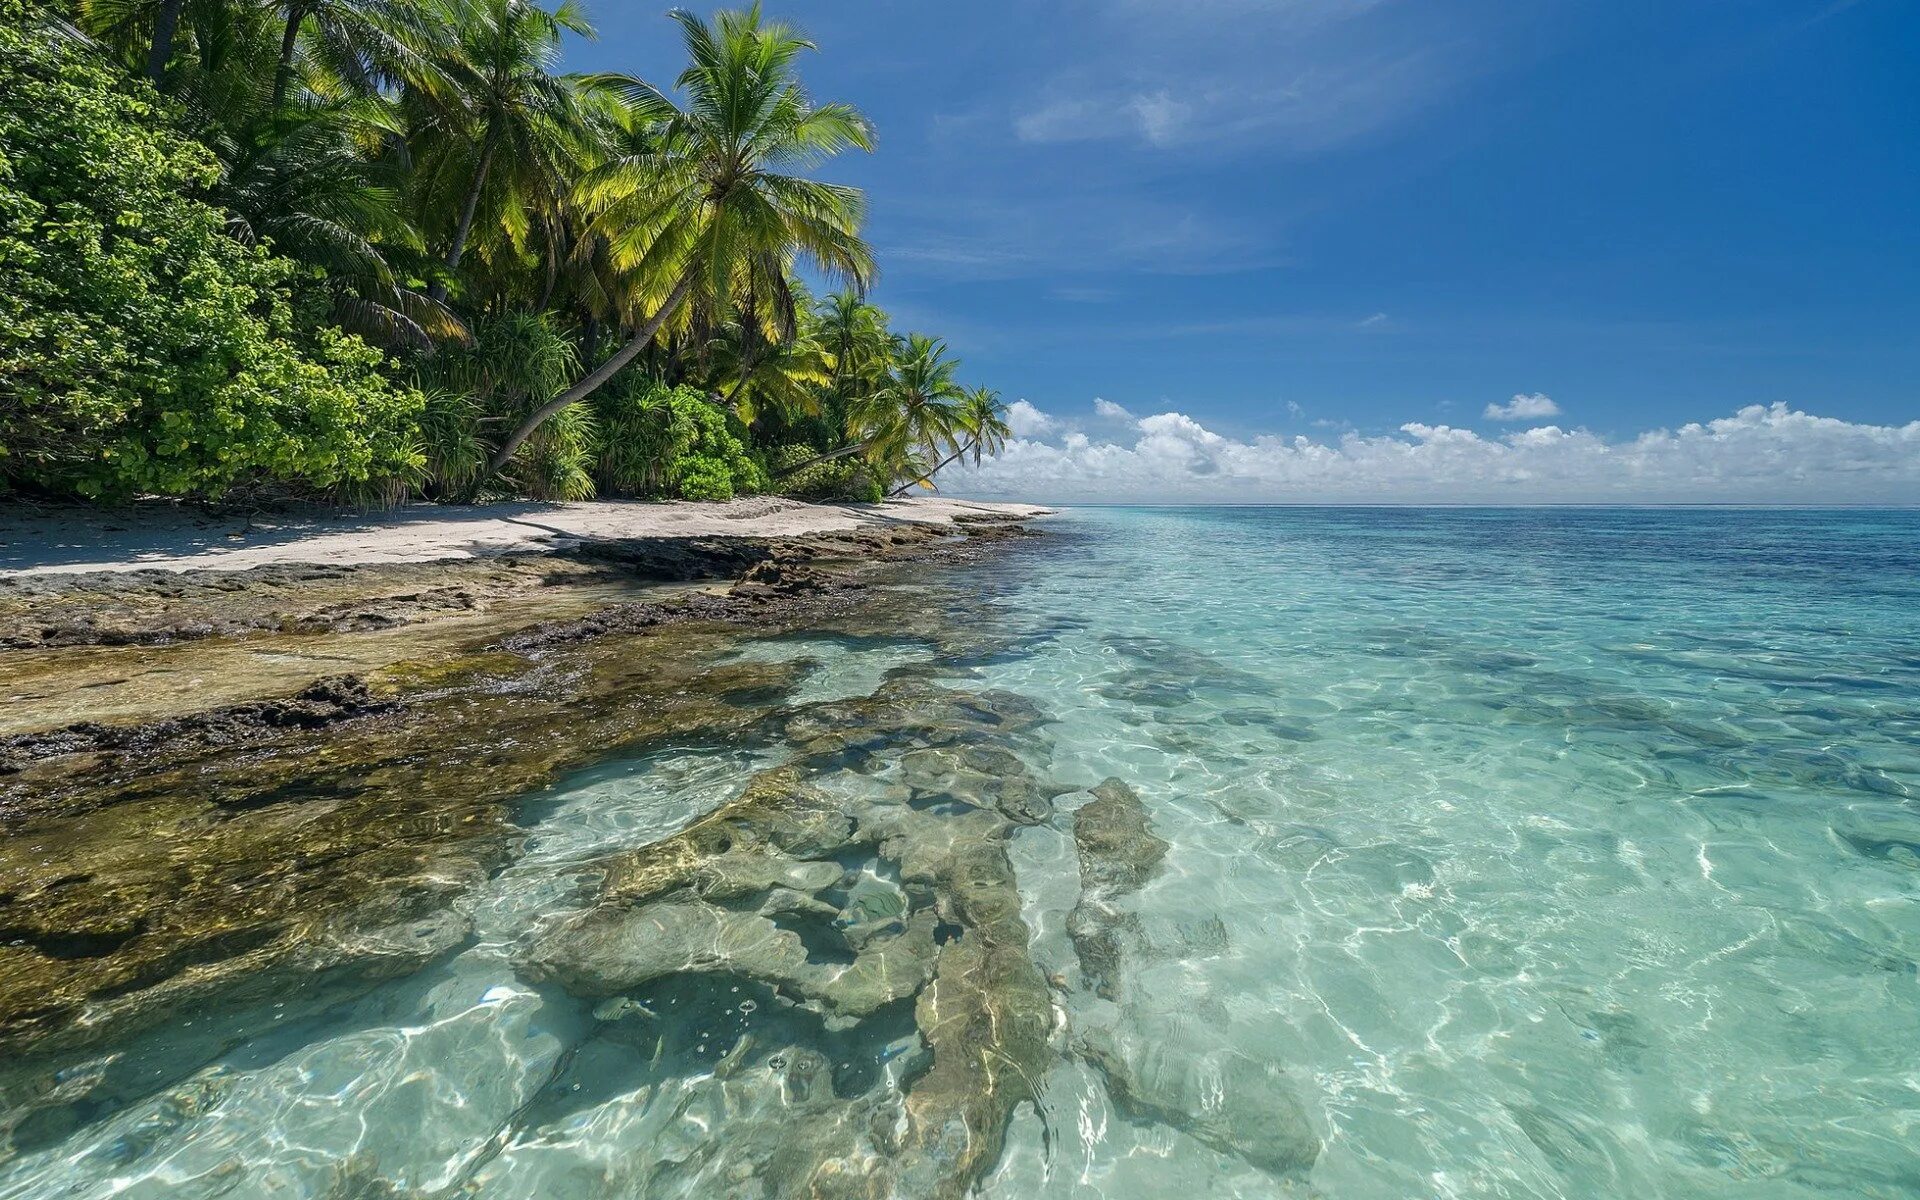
[0, 499, 1321, 1198]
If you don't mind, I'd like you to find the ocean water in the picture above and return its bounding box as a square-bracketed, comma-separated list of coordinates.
[5, 506, 1919, 1198]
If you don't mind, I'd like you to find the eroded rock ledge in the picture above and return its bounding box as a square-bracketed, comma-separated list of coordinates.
[0, 519, 1033, 652]
[0, 518, 1038, 1061]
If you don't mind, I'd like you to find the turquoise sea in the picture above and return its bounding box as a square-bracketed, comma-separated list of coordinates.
[5, 506, 1919, 1198]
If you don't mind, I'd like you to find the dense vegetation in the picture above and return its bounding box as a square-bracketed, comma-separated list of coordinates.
[0, 0, 1011, 504]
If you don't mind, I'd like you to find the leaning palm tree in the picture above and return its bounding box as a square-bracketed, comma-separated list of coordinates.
[464, 2, 875, 499]
[890, 386, 1010, 495]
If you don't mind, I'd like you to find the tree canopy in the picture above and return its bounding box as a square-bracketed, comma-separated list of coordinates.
[2, 0, 1013, 505]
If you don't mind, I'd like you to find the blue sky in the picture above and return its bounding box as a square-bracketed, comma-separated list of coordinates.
[570, 1, 1920, 502]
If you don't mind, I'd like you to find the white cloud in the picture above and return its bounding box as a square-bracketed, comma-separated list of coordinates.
[1093, 398, 1136, 421]
[938, 403, 1920, 505]
[1484, 393, 1562, 421]
[1356, 311, 1391, 330]
[1004, 399, 1059, 438]
[1008, 4, 1455, 157]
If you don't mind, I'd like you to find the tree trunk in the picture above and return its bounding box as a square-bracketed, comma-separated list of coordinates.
[146, 0, 183, 84]
[459, 271, 697, 502]
[773, 440, 870, 480]
[889, 439, 974, 497]
[271, 2, 305, 110]
[428, 119, 501, 304]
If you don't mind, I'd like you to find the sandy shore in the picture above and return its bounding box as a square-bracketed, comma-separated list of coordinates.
[0, 496, 1051, 577]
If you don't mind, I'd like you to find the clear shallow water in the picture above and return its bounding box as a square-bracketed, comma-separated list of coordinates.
[5, 507, 1919, 1198]
[977, 507, 1920, 1200]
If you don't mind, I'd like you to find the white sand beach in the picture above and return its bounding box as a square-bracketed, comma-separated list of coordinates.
[0, 497, 1051, 577]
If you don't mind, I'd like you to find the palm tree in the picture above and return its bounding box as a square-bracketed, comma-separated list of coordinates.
[267, 0, 426, 111]
[149, 0, 183, 81]
[816, 290, 891, 399]
[216, 100, 466, 348]
[465, 2, 875, 499]
[781, 332, 965, 481]
[415, 0, 594, 304]
[706, 317, 831, 428]
[74, 0, 197, 84]
[889, 386, 1010, 495]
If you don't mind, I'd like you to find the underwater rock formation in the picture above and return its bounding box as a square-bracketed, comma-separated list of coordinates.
[1064, 775, 1322, 1178]
[1075, 1025, 1320, 1176]
[513, 677, 1062, 1199]
[0, 625, 804, 1061]
[1066, 777, 1169, 1002]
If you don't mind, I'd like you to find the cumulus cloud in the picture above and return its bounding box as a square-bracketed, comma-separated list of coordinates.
[938, 403, 1920, 504]
[1004, 399, 1058, 438]
[1093, 398, 1135, 421]
[1485, 393, 1561, 421]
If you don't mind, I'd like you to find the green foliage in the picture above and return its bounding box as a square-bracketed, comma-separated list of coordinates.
[0, 5, 423, 501]
[414, 389, 484, 496]
[16, 0, 1013, 509]
[414, 310, 583, 497]
[771, 444, 881, 504]
[516, 400, 597, 501]
[594, 381, 764, 501]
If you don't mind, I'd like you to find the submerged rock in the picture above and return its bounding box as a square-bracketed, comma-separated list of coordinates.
[519, 899, 816, 998]
[510, 674, 1064, 1199]
[601, 766, 860, 905]
[1067, 777, 1169, 1000]
[813, 909, 941, 1018]
[1064, 776, 1319, 1177]
[1073, 777, 1170, 894]
[891, 842, 1055, 1200]
[0, 622, 804, 1060]
[1076, 1025, 1320, 1176]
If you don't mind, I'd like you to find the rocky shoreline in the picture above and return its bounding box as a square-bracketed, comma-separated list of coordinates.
[0, 502, 1320, 1197]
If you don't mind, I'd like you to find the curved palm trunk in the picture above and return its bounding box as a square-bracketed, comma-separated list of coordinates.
[428, 119, 501, 304]
[271, 2, 306, 109]
[772, 440, 871, 481]
[889, 439, 975, 497]
[146, 0, 183, 84]
[460, 271, 697, 502]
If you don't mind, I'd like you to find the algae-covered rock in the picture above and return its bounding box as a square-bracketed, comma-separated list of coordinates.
[0, 623, 803, 1059]
[1073, 777, 1169, 894]
[1076, 1026, 1320, 1175]
[1065, 902, 1147, 1002]
[1067, 777, 1170, 1001]
[601, 766, 859, 904]
[518, 899, 816, 998]
[507, 672, 1063, 1200]
[893, 866, 1054, 1200]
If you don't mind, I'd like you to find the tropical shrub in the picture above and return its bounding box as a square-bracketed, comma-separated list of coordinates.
[516, 403, 598, 501]
[771, 444, 884, 504]
[594, 382, 765, 501]
[0, 8, 424, 501]
[415, 311, 584, 498]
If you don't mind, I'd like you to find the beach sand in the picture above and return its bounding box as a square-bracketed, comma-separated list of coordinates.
[0, 496, 1051, 577]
